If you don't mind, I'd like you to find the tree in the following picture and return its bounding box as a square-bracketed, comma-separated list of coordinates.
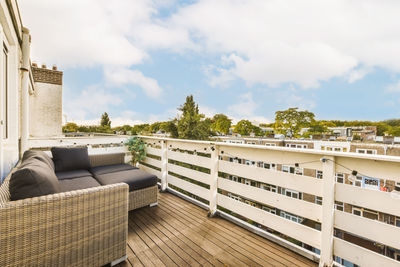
[211, 114, 232, 135]
[388, 126, 400, 136]
[160, 120, 179, 138]
[63, 122, 78, 132]
[100, 112, 111, 127]
[177, 95, 210, 140]
[274, 107, 315, 137]
[234, 120, 253, 136]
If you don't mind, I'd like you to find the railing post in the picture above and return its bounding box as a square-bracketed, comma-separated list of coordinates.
[319, 156, 336, 267]
[208, 144, 219, 217]
[160, 140, 168, 192]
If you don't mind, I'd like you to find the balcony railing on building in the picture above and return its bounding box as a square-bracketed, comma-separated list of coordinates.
[29, 135, 400, 267]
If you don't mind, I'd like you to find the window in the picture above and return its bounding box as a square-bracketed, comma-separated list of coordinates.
[282, 165, 303, 175]
[315, 196, 323, 205]
[247, 142, 256, 145]
[262, 206, 276, 214]
[352, 207, 379, 220]
[281, 188, 302, 199]
[336, 173, 344, 183]
[262, 184, 277, 193]
[245, 200, 257, 207]
[245, 160, 256, 166]
[352, 176, 363, 187]
[321, 146, 325, 150]
[265, 143, 276, 147]
[280, 211, 304, 223]
[228, 175, 240, 183]
[316, 170, 323, 179]
[2, 43, 8, 139]
[335, 201, 344, 211]
[263, 162, 276, 171]
[244, 179, 251, 186]
[227, 193, 242, 201]
[356, 148, 377, 155]
[397, 217, 400, 228]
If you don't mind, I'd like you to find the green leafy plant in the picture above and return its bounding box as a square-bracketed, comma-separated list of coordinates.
[125, 137, 146, 166]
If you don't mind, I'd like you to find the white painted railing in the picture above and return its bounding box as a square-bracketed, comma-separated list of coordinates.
[139, 136, 400, 267]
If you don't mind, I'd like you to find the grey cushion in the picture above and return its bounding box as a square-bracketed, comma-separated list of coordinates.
[22, 150, 55, 170]
[90, 164, 137, 176]
[51, 147, 91, 172]
[9, 158, 60, 201]
[94, 169, 157, 191]
[56, 170, 93, 180]
[59, 176, 101, 192]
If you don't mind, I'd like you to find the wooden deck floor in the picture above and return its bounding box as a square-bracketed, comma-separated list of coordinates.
[117, 192, 317, 267]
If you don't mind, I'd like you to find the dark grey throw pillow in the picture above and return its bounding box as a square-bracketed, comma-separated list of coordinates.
[22, 150, 55, 170]
[10, 158, 61, 201]
[51, 147, 91, 172]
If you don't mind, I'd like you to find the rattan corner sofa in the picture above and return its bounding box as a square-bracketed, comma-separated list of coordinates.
[0, 149, 158, 267]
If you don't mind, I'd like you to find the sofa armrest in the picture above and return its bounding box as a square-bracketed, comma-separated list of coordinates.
[89, 153, 126, 167]
[0, 183, 129, 267]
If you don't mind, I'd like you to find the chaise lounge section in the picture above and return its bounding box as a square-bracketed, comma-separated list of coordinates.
[0, 147, 158, 267]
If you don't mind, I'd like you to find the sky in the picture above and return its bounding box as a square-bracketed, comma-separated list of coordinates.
[18, 0, 400, 127]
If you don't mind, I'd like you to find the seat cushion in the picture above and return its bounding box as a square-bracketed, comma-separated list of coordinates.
[9, 158, 60, 201]
[51, 147, 91, 172]
[90, 164, 137, 176]
[59, 176, 101, 192]
[22, 150, 55, 170]
[94, 169, 157, 191]
[56, 170, 93, 180]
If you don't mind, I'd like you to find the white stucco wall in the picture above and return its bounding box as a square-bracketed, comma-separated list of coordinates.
[29, 82, 62, 137]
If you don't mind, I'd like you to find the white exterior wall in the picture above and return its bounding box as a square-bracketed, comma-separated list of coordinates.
[29, 82, 62, 137]
[0, 0, 23, 181]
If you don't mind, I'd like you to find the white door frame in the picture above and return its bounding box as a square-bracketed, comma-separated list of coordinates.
[0, 25, 4, 181]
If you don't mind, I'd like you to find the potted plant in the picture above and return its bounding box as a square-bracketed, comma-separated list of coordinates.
[125, 137, 146, 167]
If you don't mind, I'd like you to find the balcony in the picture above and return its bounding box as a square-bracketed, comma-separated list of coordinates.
[28, 135, 400, 266]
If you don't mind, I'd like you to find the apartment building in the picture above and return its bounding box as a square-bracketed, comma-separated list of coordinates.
[0, 0, 62, 181]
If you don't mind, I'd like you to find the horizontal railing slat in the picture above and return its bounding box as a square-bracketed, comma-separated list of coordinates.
[143, 157, 162, 169]
[334, 210, 400, 251]
[167, 175, 210, 201]
[146, 146, 162, 157]
[218, 178, 322, 222]
[168, 150, 211, 169]
[167, 163, 211, 185]
[140, 165, 162, 178]
[333, 237, 399, 267]
[217, 194, 321, 249]
[335, 183, 400, 217]
[219, 161, 323, 197]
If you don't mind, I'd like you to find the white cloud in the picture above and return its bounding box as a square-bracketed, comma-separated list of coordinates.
[228, 92, 258, 118]
[276, 85, 316, 111]
[347, 67, 372, 83]
[385, 80, 400, 93]
[105, 67, 163, 98]
[63, 85, 123, 121]
[198, 105, 217, 118]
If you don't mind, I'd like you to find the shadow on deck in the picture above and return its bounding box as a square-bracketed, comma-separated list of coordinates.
[117, 192, 317, 267]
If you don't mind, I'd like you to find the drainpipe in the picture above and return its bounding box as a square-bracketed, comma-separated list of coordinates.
[20, 27, 31, 157]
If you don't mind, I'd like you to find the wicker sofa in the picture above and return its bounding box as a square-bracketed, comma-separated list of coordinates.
[0, 150, 158, 267]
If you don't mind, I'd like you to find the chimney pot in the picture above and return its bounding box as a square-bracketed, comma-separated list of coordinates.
[32, 62, 38, 67]
[41, 64, 47, 69]
[52, 65, 57, 71]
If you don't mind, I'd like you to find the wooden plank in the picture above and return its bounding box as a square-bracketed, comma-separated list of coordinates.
[218, 177, 322, 222]
[139, 207, 225, 267]
[143, 157, 161, 168]
[168, 163, 211, 185]
[135, 208, 210, 266]
[167, 175, 210, 200]
[334, 210, 400, 251]
[131, 213, 191, 266]
[333, 237, 399, 267]
[160, 192, 316, 267]
[168, 150, 211, 169]
[129, 216, 178, 266]
[335, 183, 400, 217]
[219, 160, 323, 196]
[217, 193, 322, 249]
[146, 146, 162, 157]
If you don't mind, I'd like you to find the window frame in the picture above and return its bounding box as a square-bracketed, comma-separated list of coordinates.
[1, 41, 8, 140]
